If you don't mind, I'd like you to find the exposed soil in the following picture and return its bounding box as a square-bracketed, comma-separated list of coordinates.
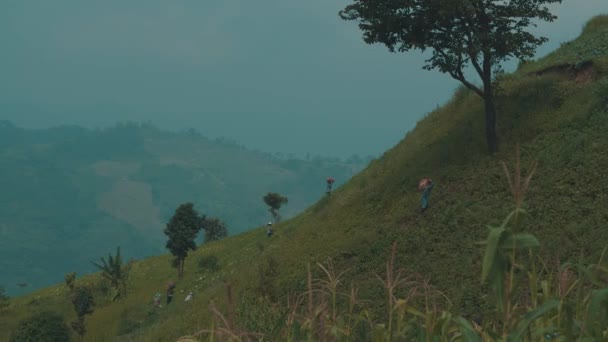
[530, 61, 596, 84]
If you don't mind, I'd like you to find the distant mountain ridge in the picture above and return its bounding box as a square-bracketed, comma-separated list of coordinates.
[0, 121, 369, 295]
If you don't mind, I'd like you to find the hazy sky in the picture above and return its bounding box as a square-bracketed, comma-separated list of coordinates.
[1, 1, 607, 158]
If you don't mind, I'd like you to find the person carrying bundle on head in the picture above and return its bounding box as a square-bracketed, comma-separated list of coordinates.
[418, 178, 434, 213]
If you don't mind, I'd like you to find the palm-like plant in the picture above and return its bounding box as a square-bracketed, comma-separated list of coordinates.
[92, 246, 131, 301]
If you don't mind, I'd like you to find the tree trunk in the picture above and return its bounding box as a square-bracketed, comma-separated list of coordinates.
[482, 52, 498, 155]
[484, 94, 498, 154]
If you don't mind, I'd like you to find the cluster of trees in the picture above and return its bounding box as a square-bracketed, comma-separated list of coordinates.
[164, 202, 228, 278]
[8, 176, 318, 341]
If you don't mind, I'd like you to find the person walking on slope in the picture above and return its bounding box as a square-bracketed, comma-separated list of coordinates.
[326, 177, 335, 195]
[266, 222, 274, 237]
[153, 292, 162, 307]
[419, 178, 434, 213]
[166, 281, 176, 305]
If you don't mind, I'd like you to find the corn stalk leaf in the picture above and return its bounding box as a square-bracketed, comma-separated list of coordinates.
[507, 299, 559, 342]
[585, 288, 608, 337]
[482, 226, 507, 282]
[501, 233, 540, 250]
[452, 317, 482, 342]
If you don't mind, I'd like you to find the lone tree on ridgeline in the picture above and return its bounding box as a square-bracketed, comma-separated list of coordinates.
[339, 0, 561, 154]
[263, 192, 288, 223]
[164, 202, 206, 278]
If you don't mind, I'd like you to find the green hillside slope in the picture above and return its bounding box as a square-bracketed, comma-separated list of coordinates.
[0, 123, 367, 296]
[2, 15, 608, 342]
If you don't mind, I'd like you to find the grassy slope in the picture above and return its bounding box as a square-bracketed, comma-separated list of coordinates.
[2, 15, 608, 342]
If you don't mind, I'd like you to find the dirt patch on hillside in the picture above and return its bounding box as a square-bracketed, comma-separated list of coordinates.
[531, 61, 596, 84]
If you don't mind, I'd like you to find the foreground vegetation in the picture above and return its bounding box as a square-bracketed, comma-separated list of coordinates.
[186, 209, 608, 341]
[1, 14, 607, 342]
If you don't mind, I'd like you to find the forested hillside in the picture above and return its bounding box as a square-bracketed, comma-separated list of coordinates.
[0, 121, 368, 296]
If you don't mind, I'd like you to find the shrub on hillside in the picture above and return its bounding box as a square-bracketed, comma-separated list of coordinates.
[10, 311, 71, 342]
[197, 255, 220, 273]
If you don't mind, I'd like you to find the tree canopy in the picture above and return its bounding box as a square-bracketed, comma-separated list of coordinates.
[203, 217, 229, 243]
[340, 0, 561, 154]
[263, 192, 289, 223]
[163, 202, 206, 278]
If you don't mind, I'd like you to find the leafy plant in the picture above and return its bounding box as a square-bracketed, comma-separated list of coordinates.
[501, 143, 538, 213]
[91, 246, 132, 301]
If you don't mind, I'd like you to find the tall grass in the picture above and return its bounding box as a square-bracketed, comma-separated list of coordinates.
[185, 208, 607, 341]
[181, 147, 608, 341]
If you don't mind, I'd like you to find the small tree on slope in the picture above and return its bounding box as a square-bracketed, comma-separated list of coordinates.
[203, 217, 228, 243]
[91, 246, 132, 301]
[164, 202, 205, 278]
[263, 192, 288, 223]
[339, 0, 561, 154]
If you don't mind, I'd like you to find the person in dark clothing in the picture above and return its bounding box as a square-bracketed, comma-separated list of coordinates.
[166, 281, 175, 305]
[266, 222, 274, 237]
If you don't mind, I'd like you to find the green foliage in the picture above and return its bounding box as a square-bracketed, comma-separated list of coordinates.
[66, 283, 95, 338]
[235, 294, 285, 336]
[64, 272, 76, 292]
[91, 247, 132, 302]
[257, 256, 280, 300]
[164, 202, 205, 278]
[520, 15, 608, 74]
[203, 217, 228, 243]
[594, 77, 608, 111]
[115, 305, 160, 336]
[263, 192, 288, 222]
[197, 255, 220, 273]
[70, 286, 95, 318]
[10, 311, 71, 342]
[339, 0, 561, 154]
[196, 210, 608, 341]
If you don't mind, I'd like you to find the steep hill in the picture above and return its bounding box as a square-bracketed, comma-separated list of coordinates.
[0, 122, 368, 296]
[2, 15, 608, 342]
